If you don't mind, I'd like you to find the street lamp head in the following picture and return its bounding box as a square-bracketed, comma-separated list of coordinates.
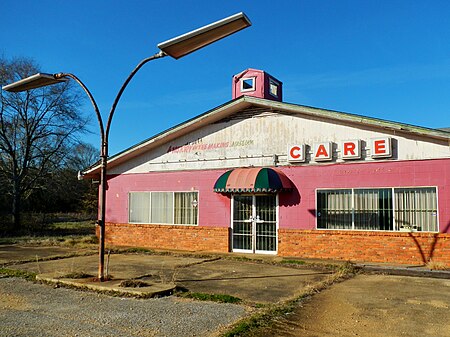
[1, 73, 67, 92]
[157, 12, 252, 59]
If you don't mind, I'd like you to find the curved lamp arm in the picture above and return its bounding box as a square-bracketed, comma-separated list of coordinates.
[105, 51, 166, 144]
[55, 72, 105, 146]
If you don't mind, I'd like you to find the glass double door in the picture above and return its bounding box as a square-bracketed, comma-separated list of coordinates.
[232, 195, 278, 254]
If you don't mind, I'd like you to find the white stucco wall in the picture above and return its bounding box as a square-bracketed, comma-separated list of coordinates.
[108, 111, 450, 174]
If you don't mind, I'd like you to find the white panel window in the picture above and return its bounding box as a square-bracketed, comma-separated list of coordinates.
[151, 192, 173, 224]
[174, 192, 198, 225]
[317, 187, 438, 232]
[129, 192, 150, 223]
[316, 189, 352, 230]
[353, 189, 393, 230]
[395, 188, 437, 232]
[129, 191, 198, 225]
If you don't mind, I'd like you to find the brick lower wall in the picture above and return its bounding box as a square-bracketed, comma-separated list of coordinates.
[100, 224, 450, 266]
[279, 229, 450, 266]
[102, 223, 230, 253]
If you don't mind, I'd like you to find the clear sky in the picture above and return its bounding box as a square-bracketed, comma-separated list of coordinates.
[2, 0, 450, 155]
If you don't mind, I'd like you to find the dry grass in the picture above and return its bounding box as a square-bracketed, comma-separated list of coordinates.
[119, 279, 151, 288]
[427, 260, 449, 270]
[59, 272, 94, 279]
[0, 219, 97, 248]
[222, 261, 359, 337]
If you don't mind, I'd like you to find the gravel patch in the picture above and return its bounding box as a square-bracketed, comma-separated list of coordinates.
[0, 278, 247, 337]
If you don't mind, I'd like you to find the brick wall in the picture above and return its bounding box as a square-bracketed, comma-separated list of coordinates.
[102, 223, 230, 253]
[100, 224, 450, 266]
[279, 229, 450, 266]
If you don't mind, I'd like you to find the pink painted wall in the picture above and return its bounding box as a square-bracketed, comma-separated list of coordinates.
[105, 170, 231, 228]
[105, 158, 450, 233]
[278, 158, 450, 233]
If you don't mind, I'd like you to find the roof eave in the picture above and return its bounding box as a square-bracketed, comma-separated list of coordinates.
[82, 96, 253, 178]
[81, 95, 450, 179]
[248, 98, 450, 141]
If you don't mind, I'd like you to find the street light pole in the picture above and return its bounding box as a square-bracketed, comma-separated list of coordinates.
[40, 52, 165, 281]
[2, 12, 251, 281]
[52, 72, 108, 280]
[98, 51, 167, 281]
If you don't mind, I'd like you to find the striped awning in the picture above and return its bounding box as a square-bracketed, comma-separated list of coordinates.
[213, 167, 294, 193]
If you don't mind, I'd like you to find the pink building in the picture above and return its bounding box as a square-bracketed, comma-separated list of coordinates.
[83, 69, 450, 266]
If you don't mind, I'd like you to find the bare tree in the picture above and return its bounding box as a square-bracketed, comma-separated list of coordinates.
[24, 142, 99, 215]
[0, 57, 88, 229]
[66, 142, 98, 172]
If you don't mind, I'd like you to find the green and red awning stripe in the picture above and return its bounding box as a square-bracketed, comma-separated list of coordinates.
[213, 167, 294, 193]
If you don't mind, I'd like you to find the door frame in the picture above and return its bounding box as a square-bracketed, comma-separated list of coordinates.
[230, 194, 279, 255]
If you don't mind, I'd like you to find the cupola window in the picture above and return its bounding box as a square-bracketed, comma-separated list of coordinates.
[241, 77, 255, 92]
[269, 79, 280, 98]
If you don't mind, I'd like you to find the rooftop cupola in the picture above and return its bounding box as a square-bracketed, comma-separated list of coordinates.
[232, 68, 282, 102]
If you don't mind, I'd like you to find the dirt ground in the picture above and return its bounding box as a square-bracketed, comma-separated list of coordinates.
[251, 274, 450, 337]
[0, 277, 246, 337]
[2, 245, 450, 336]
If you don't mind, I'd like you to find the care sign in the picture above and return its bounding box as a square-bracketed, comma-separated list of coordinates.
[288, 137, 392, 163]
[314, 142, 332, 161]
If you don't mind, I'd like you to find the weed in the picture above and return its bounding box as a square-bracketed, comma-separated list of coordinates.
[35, 255, 41, 274]
[427, 260, 449, 270]
[180, 292, 242, 304]
[105, 250, 112, 279]
[254, 303, 268, 309]
[119, 247, 155, 254]
[119, 279, 150, 288]
[0, 268, 37, 281]
[230, 256, 254, 262]
[59, 272, 94, 279]
[222, 310, 276, 337]
[280, 259, 306, 265]
[335, 261, 360, 276]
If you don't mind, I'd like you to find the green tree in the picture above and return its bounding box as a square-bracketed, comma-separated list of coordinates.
[0, 57, 88, 229]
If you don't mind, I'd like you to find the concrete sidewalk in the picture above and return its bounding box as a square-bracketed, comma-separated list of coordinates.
[2, 244, 449, 304]
[355, 261, 450, 279]
[2, 246, 333, 303]
[0, 244, 95, 265]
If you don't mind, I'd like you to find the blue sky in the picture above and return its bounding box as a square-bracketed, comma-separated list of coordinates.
[2, 0, 450, 155]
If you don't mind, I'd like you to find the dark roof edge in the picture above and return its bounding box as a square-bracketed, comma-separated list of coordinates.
[257, 98, 450, 139]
